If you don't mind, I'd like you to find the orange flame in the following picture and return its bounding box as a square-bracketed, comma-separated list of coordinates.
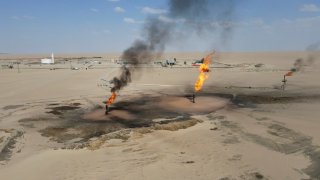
[194, 52, 213, 92]
[107, 92, 117, 105]
[285, 71, 293, 76]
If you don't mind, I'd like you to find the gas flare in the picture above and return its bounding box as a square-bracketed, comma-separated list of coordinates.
[285, 71, 293, 77]
[106, 92, 117, 106]
[281, 69, 295, 91]
[194, 52, 213, 92]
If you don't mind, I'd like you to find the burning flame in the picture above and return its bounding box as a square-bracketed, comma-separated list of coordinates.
[194, 52, 213, 92]
[106, 92, 117, 106]
[285, 71, 293, 76]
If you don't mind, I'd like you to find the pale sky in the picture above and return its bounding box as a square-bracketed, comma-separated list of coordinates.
[0, 0, 319, 53]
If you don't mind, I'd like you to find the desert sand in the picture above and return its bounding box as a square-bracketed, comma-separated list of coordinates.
[0, 51, 320, 180]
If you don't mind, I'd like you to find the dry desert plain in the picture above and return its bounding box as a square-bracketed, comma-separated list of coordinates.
[0, 51, 320, 180]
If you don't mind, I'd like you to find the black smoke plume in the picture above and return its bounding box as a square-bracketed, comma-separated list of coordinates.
[291, 42, 320, 72]
[110, 0, 235, 93]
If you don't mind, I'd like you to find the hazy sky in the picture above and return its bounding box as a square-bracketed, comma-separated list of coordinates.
[0, 0, 319, 53]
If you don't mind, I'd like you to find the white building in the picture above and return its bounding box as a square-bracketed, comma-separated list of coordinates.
[41, 53, 54, 64]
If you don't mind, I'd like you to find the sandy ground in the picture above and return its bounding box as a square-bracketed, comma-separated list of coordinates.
[0, 52, 320, 180]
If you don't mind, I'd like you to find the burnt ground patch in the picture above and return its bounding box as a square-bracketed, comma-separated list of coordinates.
[19, 95, 207, 147]
[45, 104, 81, 115]
[2, 105, 24, 110]
[195, 92, 320, 108]
[48, 103, 60, 106]
[220, 171, 268, 180]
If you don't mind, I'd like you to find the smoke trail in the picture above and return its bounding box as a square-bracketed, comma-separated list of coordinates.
[290, 42, 320, 73]
[110, 0, 235, 93]
[110, 66, 131, 92]
[169, 0, 235, 41]
[305, 42, 320, 66]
